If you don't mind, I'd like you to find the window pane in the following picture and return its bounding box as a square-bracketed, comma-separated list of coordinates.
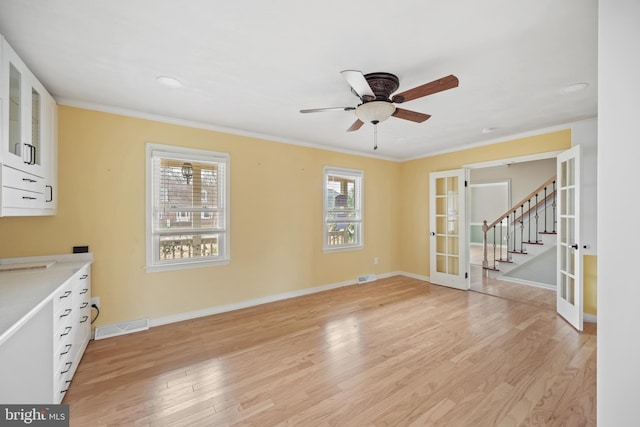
[159, 234, 221, 261]
[147, 143, 229, 269]
[324, 168, 363, 250]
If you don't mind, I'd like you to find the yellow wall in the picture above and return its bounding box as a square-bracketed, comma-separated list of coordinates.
[584, 255, 597, 315]
[0, 110, 597, 325]
[0, 106, 400, 325]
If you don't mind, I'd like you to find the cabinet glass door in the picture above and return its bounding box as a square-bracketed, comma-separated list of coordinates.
[31, 87, 41, 166]
[9, 63, 22, 160]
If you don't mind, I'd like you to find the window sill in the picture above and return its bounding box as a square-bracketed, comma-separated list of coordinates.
[145, 258, 230, 273]
[323, 245, 364, 254]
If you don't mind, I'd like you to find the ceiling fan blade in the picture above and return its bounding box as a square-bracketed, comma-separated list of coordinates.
[392, 74, 459, 103]
[341, 70, 375, 100]
[346, 119, 364, 132]
[392, 108, 431, 123]
[300, 107, 355, 113]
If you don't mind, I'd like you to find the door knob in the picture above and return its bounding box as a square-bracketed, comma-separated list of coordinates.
[571, 244, 579, 250]
[430, 232, 436, 236]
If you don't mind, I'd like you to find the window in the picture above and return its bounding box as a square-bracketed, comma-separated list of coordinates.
[146, 143, 230, 271]
[324, 167, 363, 251]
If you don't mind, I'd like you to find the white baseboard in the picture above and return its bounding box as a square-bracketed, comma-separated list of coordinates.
[398, 271, 429, 282]
[149, 274, 406, 328]
[498, 276, 556, 291]
[149, 271, 417, 328]
[584, 313, 597, 324]
[96, 271, 590, 338]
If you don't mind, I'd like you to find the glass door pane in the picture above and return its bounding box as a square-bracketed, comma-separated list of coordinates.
[9, 63, 22, 159]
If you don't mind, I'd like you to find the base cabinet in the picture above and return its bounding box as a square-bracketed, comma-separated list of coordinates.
[0, 261, 91, 403]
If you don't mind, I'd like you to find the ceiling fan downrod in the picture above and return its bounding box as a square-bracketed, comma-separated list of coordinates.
[373, 121, 379, 150]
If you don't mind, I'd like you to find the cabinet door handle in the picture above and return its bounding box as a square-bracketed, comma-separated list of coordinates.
[59, 290, 72, 299]
[80, 274, 88, 280]
[60, 343, 72, 355]
[22, 196, 37, 200]
[22, 177, 37, 183]
[23, 143, 36, 165]
[46, 185, 53, 202]
[80, 315, 89, 323]
[80, 288, 89, 294]
[59, 308, 72, 319]
[80, 302, 89, 309]
[61, 362, 73, 374]
[60, 326, 72, 337]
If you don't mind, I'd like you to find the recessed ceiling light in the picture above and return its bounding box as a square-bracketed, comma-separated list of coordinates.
[562, 82, 589, 94]
[482, 127, 497, 134]
[156, 76, 182, 88]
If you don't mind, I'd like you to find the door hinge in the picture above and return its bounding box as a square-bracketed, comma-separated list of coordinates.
[465, 180, 468, 187]
[465, 272, 469, 279]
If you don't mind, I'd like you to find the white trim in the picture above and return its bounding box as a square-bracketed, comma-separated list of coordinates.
[56, 98, 400, 162]
[323, 166, 364, 252]
[498, 276, 556, 291]
[463, 150, 564, 169]
[145, 142, 231, 271]
[583, 313, 597, 324]
[55, 98, 595, 164]
[145, 271, 401, 328]
[151, 278, 356, 328]
[403, 118, 595, 162]
[398, 271, 430, 282]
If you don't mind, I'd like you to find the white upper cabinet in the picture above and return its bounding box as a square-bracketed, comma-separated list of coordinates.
[0, 35, 57, 216]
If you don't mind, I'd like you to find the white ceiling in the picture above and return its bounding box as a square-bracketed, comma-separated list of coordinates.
[0, 0, 597, 161]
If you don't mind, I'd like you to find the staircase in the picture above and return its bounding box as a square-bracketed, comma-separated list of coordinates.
[482, 176, 557, 288]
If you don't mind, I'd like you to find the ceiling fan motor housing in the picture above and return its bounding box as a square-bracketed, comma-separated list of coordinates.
[354, 72, 400, 102]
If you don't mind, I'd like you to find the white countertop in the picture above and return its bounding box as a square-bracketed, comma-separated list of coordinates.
[0, 253, 93, 346]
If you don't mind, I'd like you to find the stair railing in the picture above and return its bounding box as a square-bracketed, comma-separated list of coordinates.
[482, 176, 556, 271]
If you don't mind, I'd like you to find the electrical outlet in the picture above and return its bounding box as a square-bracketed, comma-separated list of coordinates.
[91, 297, 100, 309]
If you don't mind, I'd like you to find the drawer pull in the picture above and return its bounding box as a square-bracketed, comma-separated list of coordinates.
[61, 362, 72, 374]
[80, 302, 89, 309]
[22, 177, 37, 183]
[59, 290, 72, 299]
[46, 185, 54, 203]
[60, 326, 72, 337]
[22, 196, 37, 200]
[80, 274, 89, 280]
[60, 343, 72, 355]
[59, 309, 72, 319]
[80, 288, 89, 294]
[60, 380, 72, 394]
[80, 315, 89, 323]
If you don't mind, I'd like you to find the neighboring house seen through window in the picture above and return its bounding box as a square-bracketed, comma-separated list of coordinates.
[146, 143, 230, 271]
[324, 167, 363, 251]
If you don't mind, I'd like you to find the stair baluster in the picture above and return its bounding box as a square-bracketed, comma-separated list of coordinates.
[481, 175, 556, 273]
[520, 205, 525, 252]
[552, 180, 557, 233]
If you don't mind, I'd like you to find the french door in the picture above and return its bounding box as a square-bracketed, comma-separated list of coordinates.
[557, 145, 583, 331]
[429, 169, 469, 290]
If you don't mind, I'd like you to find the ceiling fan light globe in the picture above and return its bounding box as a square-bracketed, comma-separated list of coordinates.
[355, 101, 396, 124]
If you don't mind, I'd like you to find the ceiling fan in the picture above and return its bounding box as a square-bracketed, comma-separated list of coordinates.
[300, 70, 459, 149]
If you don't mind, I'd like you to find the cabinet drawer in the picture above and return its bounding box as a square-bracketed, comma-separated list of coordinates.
[2, 165, 44, 192]
[53, 282, 73, 317]
[2, 186, 45, 209]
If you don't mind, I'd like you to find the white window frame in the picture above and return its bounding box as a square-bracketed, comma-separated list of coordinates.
[323, 166, 364, 252]
[146, 143, 230, 272]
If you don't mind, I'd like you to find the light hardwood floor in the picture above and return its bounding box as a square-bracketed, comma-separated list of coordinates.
[65, 276, 595, 426]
